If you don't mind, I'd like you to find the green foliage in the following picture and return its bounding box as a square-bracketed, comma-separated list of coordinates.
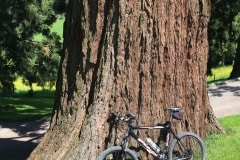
[20, 33, 61, 90]
[206, 115, 240, 159]
[53, 0, 69, 14]
[0, 0, 63, 96]
[208, 0, 240, 72]
[35, 17, 64, 42]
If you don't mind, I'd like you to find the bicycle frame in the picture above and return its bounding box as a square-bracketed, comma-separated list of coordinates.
[99, 108, 206, 160]
[121, 119, 178, 159]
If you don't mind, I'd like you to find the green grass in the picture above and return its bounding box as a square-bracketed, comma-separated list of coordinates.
[0, 77, 55, 122]
[14, 77, 43, 92]
[206, 115, 240, 159]
[0, 96, 54, 122]
[207, 65, 233, 83]
[12, 77, 55, 98]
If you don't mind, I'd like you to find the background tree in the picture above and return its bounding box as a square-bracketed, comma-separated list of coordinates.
[19, 34, 61, 94]
[229, 36, 240, 78]
[229, 13, 240, 78]
[30, 0, 223, 159]
[208, 0, 240, 77]
[0, 0, 61, 95]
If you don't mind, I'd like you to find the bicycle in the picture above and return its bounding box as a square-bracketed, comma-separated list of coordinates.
[97, 107, 206, 160]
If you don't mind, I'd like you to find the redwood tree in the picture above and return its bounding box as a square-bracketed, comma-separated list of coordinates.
[29, 0, 223, 159]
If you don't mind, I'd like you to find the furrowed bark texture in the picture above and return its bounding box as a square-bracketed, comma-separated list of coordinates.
[29, 0, 223, 159]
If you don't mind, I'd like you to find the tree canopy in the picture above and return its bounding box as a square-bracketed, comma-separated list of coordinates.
[208, 0, 240, 77]
[0, 0, 62, 95]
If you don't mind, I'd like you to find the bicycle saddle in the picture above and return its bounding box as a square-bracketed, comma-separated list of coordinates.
[165, 107, 182, 112]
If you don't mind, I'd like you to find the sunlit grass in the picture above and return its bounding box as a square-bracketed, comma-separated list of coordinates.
[1, 78, 55, 121]
[0, 97, 53, 121]
[207, 65, 233, 83]
[206, 115, 240, 159]
[13, 77, 43, 92]
[13, 77, 55, 97]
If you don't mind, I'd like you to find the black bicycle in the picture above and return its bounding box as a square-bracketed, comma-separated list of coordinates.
[97, 107, 206, 160]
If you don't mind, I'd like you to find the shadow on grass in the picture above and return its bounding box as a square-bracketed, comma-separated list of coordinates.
[0, 94, 54, 122]
[15, 90, 55, 98]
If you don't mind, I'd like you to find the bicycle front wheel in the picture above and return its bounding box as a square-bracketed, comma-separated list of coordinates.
[97, 146, 138, 160]
[168, 132, 206, 160]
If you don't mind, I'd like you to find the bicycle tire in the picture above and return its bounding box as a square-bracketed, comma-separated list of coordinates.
[97, 146, 138, 160]
[168, 132, 206, 160]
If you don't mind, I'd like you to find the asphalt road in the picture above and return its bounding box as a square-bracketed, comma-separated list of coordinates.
[208, 78, 240, 117]
[0, 78, 239, 160]
[0, 120, 49, 160]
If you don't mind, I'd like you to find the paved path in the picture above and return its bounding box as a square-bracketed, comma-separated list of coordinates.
[0, 120, 49, 160]
[0, 78, 239, 159]
[208, 78, 240, 117]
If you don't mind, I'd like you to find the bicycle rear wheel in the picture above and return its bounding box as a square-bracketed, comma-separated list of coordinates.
[168, 132, 206, 160]
[97, 146, 138, 160]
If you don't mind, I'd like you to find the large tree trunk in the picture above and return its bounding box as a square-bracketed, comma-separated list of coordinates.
[229, 36, 240, 79]
[29, 0, 223, 159]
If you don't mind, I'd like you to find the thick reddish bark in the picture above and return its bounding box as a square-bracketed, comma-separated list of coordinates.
[29, 0, 223, 159]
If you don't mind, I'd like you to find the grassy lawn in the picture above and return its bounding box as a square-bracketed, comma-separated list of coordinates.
[206, 115, 240, 159]
[0, 97, 53, 122]
[0, 77, 55, 122]
[13, 77, 55, 94]
[207, 65, 233, 83]
[13, 77, 43, 92]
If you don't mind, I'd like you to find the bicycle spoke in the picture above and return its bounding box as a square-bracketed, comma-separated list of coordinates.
[98, 110, 206, 160]
[171, 135, 204, 160]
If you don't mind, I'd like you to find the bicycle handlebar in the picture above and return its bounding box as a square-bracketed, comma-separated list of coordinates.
[165, 107, 182, 112]
[112, 106, 182, 123]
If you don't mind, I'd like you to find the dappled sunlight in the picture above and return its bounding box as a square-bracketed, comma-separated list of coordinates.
[13, 77, 43, 91]
[0, 96, 53, 121]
